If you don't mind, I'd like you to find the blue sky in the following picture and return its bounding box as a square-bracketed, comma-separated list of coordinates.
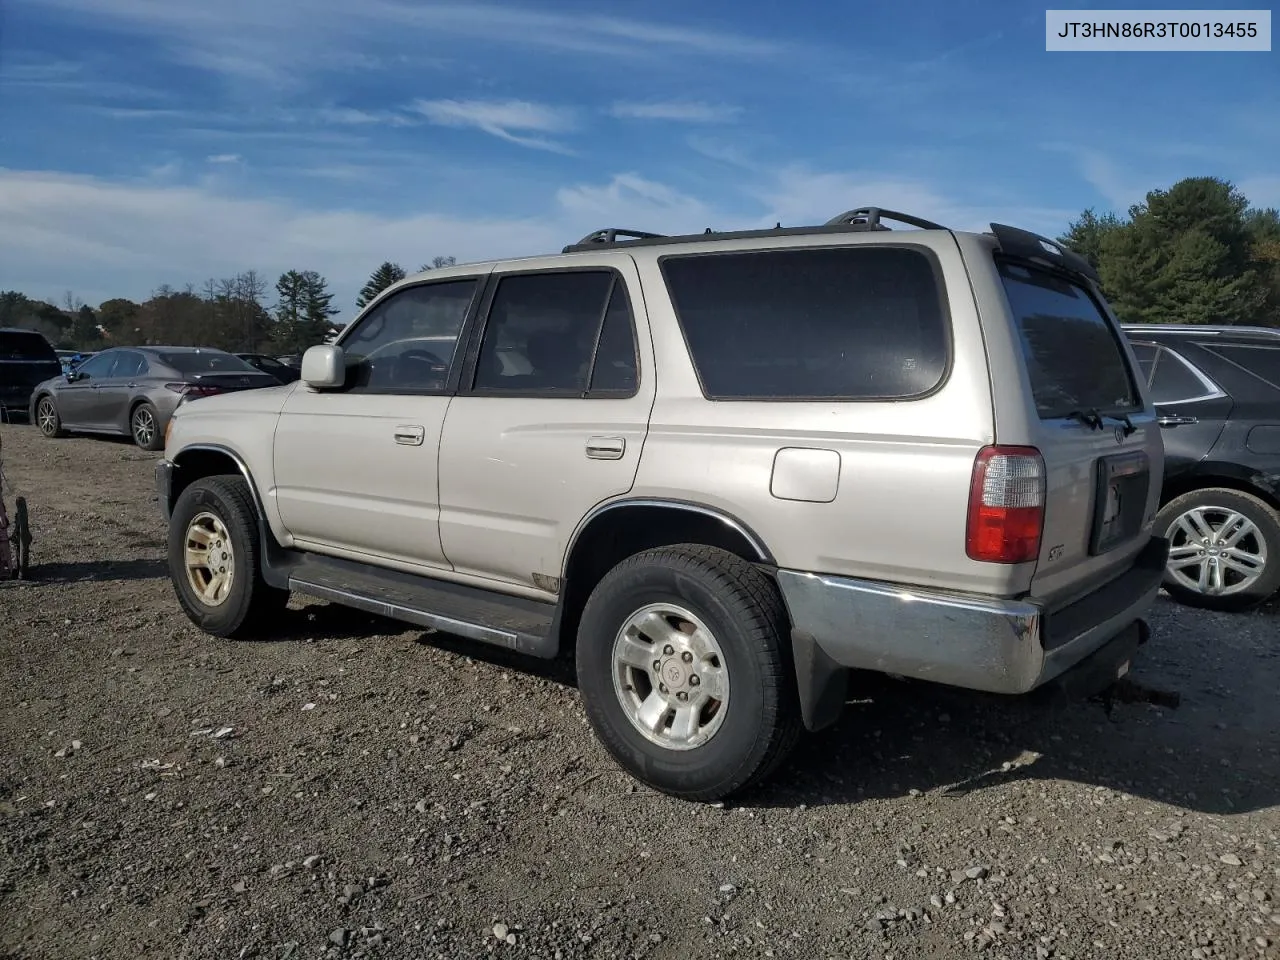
[1, 0, 1277, 320]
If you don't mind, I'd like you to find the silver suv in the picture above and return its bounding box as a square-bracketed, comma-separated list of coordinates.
[157, 207, 1168, 800]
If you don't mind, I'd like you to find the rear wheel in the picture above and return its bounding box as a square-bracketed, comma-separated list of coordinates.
[1156, 487, 1280, 611]
[575, 544, 800, 801]
[131, 402, 163, 451]
[168, 475, 289, 637]
[35, 396, 64, 438]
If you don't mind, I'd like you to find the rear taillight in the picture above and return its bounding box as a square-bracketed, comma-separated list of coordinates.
[966, 445, 1045, 564]
[165, 382, 223, 399]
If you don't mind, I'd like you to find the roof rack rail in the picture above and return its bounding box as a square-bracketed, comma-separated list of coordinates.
[989, 222, 1100, 284]
[824, 207, 948, 231]
[562, 228, 665, 253]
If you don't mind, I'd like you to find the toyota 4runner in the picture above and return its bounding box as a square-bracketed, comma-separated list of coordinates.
[157, 206, 1168, 800]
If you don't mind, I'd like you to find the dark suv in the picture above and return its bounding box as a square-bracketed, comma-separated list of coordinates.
[0, 328, 62, 422]
[1123, 324, 1280, 610]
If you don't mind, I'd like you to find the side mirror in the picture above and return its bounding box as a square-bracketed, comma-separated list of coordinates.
[301, 344, 345, 389]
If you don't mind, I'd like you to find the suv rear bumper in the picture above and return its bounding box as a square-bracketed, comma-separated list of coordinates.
[776, 535, 1168, 697]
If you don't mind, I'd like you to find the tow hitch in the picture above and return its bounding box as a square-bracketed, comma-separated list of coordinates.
[1091, 620, 1181, 716]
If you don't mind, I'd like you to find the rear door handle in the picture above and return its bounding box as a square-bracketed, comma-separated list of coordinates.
[394, 425, 425, 446]
[586, 436, 625, 460]
[1156, 415, 1198, 426]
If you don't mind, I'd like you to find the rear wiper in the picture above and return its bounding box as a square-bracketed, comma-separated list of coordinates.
[1066, 408, 1105, 430]
[1113, 412, 1137, 437]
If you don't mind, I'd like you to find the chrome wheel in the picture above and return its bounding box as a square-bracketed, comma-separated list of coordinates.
[184, 512, 235, 606]
[132, 407, 156, 448]
[37, 398, 58, 436]
[611, 603, 729, 752]
[1166, 505, 1268, 597]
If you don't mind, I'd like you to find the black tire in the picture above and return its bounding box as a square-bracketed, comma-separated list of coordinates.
[575, 544, 801, 801]
[1155, 487, 1280, 612]
[34, 395, 65, 438]
[131, 402, 164, 451]
[167, 475, 289, 638]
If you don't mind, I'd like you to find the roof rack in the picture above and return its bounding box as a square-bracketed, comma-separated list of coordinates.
[565, 228, 666, 252]
[824, 207, 948, 231]
[1120, 323, 1280, 338]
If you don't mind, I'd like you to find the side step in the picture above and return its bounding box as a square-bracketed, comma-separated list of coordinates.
[283, 553, 558, 658]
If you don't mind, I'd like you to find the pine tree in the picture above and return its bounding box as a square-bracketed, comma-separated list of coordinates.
[72, 304, 100, 347]
[356, 262, 406, 309]
[276, 270, 339, 352]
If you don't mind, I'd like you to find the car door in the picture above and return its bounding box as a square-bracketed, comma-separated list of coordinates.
[437, 257, 655, 591]
[272, 275, 485, 570]
[89, 349, 147, 432]
[1132, 340, 1232, 481]
[56, 350, 117, 427]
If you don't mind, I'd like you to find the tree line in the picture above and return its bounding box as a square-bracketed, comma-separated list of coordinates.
[0, 257, 455, 355]
[4, 175, 1277, 355]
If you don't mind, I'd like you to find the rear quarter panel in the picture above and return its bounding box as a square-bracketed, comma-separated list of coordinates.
[626, 232, 1031, 597]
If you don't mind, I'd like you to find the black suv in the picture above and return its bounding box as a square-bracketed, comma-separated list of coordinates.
[1123, 324, 1280, 610]
[0, 328, 62, 423]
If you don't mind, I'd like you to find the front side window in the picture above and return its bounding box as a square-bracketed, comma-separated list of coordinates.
[341, 279, 477, 394]
[998, 260, 1140, 419]
[660, 245, 949, 400]
[71, 352, 116, 379]
[472, 270, 639, 397]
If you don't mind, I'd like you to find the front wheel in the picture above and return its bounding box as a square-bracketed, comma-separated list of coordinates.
[1156, 487, 1280, 611]
[35, 396, 65, 438]
[168, 475, 289, 637]
[575, 544, 801, 801]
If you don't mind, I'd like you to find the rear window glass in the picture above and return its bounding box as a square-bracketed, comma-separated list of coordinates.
[997, 260, 1140, 419]
[1203, 343, 1280, 390]
[158, 351, 258, 374]
[0, 331, 57, 362]
[659, 246, 949, 400]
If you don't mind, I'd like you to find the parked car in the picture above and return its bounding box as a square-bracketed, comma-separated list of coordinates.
[0, 328, 61, 423]
[30, 346, 282, 450]
[1122, 323, 1280, 610]
[237, 353, 301, 384]
[156, 207, 1166, 800]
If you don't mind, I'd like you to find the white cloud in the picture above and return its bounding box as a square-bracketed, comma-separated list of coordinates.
[609, 101, 743, 123]
[411, 99, 575, 153]
[206, 153, 242, 164]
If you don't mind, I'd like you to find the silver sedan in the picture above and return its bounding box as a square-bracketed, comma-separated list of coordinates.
[28, 346, 282, 450]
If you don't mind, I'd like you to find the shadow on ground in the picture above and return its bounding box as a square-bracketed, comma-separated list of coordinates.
[27, 558, 168, 584]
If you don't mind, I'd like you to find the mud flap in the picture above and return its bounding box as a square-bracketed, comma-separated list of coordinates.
[791, 629, 848, 732]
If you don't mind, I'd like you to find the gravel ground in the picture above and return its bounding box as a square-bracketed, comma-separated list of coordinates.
[1, 422, 1278, 960]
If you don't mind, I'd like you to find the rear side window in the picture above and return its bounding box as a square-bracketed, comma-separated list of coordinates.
[660, 246, 949, 401]
[1203, 343, 1280, 391]
[0, 331, 57, 362]
[997, 261, 1140, 419]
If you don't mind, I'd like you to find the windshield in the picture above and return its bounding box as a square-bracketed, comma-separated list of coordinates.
[0, 331, 58, 362]
[997, 259, 1141, 419]
[158, 351, 260, 375]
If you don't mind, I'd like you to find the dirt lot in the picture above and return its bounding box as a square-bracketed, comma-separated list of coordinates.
[1, 422, 1278, 960]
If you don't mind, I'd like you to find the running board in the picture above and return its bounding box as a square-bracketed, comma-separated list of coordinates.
[283, 553, 557, 658]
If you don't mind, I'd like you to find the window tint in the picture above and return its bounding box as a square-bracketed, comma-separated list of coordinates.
[159, 351, 258, 375]
[1205, 344, 1280, 391]
[342, 280, 476, 393]
[997, 260, 1140, 419]
[660, 246, 948, 401]
[1150, 347, 1213, 404]
[588, 285, 639, 394]
[473, 271, 626, 395]
[0, 330, 57, 362]
[71, 352, 116, 379]
[110, 351, 147, 378]
[1129, 342, 1157, 384]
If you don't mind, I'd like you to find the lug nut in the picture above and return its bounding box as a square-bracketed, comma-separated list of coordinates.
[689, 675, 700, 686]
[653, 660, 662, 671]
[676, 691, 689, 702]
[663, 645, 674, 656]
[681, 651, 693, 663]
[659, 683, 668, 694]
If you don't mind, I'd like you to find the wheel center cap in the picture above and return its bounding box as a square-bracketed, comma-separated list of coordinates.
[661, 659, 688, 689]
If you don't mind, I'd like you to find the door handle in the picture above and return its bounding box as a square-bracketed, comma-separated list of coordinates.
[1157, 415, 1198, 427]
[394, 425, 425, 446]
[586, 436, 626, 460]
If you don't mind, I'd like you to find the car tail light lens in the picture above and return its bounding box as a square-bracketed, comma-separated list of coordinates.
[165, 382, 222, 399]
[966, 445, 1045, 564]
